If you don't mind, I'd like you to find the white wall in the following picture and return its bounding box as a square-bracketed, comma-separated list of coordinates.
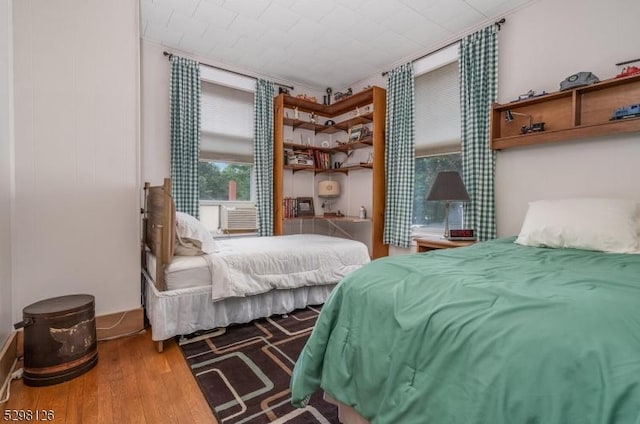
[140, 40, 170, 186]
[495, 0, 640, 236]
[12, 0, 140, 320]
[0, 0, 13, 342]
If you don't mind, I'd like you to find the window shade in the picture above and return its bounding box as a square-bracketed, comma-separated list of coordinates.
[201, 81, 255, 163]
[414, 61, 461, 156]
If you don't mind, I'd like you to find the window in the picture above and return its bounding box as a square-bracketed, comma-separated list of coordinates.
[199, 80, 255, 202]
[413, 56, 463, 235]
[413, 153, 463, 233]
[199, 160, 253, 201]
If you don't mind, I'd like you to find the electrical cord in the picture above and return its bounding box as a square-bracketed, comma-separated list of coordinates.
[95, 311, 128, 331]
[0, 358, 18, 404]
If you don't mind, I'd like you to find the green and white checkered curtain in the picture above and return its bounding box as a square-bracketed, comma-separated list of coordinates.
[460, 25, 498, 241]
[254, 79, 275, 236]
[170, 55, 201, 218]
[384, 63, 415, 248]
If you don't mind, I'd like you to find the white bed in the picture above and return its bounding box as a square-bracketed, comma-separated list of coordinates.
[142, 179, 371, 351]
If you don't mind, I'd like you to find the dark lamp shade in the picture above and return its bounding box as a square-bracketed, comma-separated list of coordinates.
[426, 171, 470, 202]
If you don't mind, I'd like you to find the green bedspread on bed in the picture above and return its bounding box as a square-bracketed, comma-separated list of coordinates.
[290, 238, 640, 424]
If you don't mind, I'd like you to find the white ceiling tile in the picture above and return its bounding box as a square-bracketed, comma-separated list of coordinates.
[357, 2, 402, 24]
[260, 29, 295, 50]
[168, 13, 208, 37]
[179, 31, 217, 55]
[193, 2, 238, 29]
[319, 5, 362, 31]
[402, 20, 451, 47]
[419, 0, 483, 24]
[259, 3, 303, 31]
[140, 0, 172, 26]
[370, 31, 423, 59]
[399, 0, 441, 14]
[152, 0, 200, 16]
[437, 10, 487, 32]
[202, 25, 241, 48]
[227, 15, 270, 40]
[210, 44, 246, 64]
[334, 0, 370, 12]
[289, 1, 336, 20]
[144, 22, 184, 45]
[466, 0, 533, 18]
[381, 6, 443, 40]
[270, 0, 297, 7]
[463, 0, 514, 15]
[199, 0, 225, 5]
[223, 0, 272, 19]
[287, 17, 328, 42]
[313, 30, 352, 51]
[234, 36, 273, 57]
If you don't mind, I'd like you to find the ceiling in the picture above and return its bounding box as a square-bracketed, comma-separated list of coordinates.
[140, 0, 533, 90]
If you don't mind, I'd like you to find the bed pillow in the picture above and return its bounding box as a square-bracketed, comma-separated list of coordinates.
[515, 198, 640, 253]
[175, 212, 218, 256]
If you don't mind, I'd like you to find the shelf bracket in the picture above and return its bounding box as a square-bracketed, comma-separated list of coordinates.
[324, 219, 354, 239]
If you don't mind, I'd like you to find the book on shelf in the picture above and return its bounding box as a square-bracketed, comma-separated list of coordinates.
[313, 150, 331, 169]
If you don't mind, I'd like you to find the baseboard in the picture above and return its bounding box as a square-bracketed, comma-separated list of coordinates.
[96, 307, 145, 341]
[0, 332, 18, 401]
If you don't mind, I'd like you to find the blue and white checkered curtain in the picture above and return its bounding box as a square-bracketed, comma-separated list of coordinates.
[460, 25, 498, 241]
[170, 55, 201, 218]
[254, 80, 275, 236]
[384, 63, 415, 248]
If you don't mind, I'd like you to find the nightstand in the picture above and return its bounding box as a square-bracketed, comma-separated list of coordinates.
[415, 237, 476, 252]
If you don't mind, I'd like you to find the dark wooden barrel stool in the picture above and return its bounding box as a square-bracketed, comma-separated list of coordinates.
[16, 294, 98, 386]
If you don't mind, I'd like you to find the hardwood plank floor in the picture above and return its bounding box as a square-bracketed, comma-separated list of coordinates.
[2, 330, 218, 424]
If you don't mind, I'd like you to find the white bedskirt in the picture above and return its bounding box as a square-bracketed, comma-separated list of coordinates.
[144, 272, 336, 341]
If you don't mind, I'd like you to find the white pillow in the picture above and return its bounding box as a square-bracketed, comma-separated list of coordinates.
[175, 212, 218, 256]
[515, 198, 640, 253]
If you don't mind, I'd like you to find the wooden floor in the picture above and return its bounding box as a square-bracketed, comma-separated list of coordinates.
[3, 330, 218, 424]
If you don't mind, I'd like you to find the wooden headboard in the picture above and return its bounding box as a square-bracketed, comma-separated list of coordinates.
[143, 178, 175, 291]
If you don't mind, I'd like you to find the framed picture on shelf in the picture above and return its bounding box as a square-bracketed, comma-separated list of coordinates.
[348, 124, 363, 143]
[296, 197, 315, 217]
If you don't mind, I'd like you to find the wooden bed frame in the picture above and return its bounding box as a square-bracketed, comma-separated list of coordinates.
[142, 178, 176, 352]
[142, 178, 175, 293]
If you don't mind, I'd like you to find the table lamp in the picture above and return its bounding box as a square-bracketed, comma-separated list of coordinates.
[426, 171, 470, 239]
[318, 180, 340, 217]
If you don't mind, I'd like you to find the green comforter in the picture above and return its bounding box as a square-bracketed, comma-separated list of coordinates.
[291, 238, 640, 423]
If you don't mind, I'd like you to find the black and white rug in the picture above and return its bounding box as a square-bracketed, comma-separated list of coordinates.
[179, 307, 339, 424]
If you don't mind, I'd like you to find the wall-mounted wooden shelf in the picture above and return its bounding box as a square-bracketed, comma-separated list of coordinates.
[490, 74, 640, 150]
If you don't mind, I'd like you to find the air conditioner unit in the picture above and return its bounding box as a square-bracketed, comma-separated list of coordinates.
[220, 205, 258, 232]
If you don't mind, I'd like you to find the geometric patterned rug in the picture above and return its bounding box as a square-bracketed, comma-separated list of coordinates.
[178, 306, 339, 424]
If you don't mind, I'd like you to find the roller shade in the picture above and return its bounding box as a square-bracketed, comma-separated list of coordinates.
[201, 81, 255, 163]
[414, 61, 461, 156]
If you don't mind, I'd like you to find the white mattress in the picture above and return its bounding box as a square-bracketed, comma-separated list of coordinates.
[147, 252, 212, 290]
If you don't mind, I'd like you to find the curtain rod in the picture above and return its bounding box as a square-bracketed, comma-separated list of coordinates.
[381, 18, 506, 77]
[163, 51, 294, 91]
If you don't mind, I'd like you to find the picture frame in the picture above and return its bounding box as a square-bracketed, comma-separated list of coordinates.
[296, 197, 315, 217]
[348, 124, 363, 143]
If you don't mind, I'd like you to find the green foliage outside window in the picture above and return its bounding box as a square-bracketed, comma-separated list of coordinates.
[414, 153, 463, 229]
[199, 161, 252, 201]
